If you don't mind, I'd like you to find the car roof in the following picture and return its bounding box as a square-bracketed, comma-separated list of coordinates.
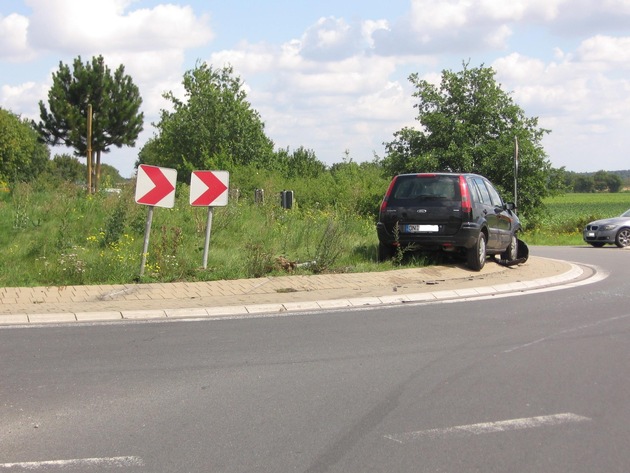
[394, 172, 483, 178]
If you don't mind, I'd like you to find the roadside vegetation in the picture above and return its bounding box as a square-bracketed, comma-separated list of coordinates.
[1, 177, 629, 287]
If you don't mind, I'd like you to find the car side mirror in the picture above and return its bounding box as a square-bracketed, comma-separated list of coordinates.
[505, 202, 516, 211]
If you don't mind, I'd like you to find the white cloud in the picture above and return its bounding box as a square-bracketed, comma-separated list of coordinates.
[0, 12, 34, 61]
[576, 35, 630, 65]
[0, 81, 47, 119]
[26, 0, 213, 53]
[409, 0, 469, 31]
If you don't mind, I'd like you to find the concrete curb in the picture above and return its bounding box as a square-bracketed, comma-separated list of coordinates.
[0, 262, 589, 326]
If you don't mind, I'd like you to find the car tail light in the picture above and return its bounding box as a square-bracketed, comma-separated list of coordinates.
[459, 175, 472, 214]
[380, 176, 398, 213]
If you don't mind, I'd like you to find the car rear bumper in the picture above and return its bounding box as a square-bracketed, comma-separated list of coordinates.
[377, 222, 480, 250]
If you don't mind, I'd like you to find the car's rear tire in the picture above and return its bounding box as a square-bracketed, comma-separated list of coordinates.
[467, 232, 486, 271]
[615, 228, 630, 248]
[378, 242, 395, 262]
[500, 233, 519, 262]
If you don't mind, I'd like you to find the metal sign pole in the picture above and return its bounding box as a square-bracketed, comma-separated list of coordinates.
[202, 207, 214, 269]
[139, 206, 154, 277]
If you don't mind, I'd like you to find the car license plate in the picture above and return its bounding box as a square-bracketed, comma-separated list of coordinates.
[405, 224, 439, 233]
[587, 232, 595, 237]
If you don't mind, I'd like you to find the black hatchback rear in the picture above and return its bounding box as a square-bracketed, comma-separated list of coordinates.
[376, 173, 522, 270]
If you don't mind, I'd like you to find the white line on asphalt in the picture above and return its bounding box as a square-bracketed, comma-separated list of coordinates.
[385, 413, 591, 444]
[0, 456, 144, 470]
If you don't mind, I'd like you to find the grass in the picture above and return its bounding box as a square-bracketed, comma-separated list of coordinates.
[1, 181, 629, 287]
[0, 180, 384, 287]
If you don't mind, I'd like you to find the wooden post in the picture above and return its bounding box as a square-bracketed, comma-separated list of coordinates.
[87, 104, 93, 194]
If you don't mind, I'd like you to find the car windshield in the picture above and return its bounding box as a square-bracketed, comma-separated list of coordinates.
[621, 209, 630, 218]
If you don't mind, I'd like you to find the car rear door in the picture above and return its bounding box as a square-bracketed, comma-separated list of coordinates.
[468, 176, 501, 250]
[483, 179, 513, 248]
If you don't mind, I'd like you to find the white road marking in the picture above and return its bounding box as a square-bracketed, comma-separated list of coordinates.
[0, 456, 144, 470]
[385, 413, 591, 444]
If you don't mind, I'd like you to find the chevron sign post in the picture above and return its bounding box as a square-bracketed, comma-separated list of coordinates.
[190, 171, 230, 269]
[135, 164, 178, 277]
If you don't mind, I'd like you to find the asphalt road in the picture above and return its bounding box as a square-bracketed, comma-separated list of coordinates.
[1, 246, 629, 472]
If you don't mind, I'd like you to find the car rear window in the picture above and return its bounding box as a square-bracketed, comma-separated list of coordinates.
[389, 175, 461, 204]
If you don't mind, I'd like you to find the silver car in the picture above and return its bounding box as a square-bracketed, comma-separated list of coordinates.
[583, 209, 630, 248]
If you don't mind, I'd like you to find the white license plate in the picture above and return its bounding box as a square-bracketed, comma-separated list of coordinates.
[406, 224, 439, 233]
[587, 232, 595, 237]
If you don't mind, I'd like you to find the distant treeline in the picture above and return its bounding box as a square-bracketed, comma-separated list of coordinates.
[563, 170, 630, 193]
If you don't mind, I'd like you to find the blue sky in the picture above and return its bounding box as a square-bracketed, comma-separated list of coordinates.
[2, 0, 630, 178]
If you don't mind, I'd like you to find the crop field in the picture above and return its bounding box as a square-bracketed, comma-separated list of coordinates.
[524, 192, 630, 245]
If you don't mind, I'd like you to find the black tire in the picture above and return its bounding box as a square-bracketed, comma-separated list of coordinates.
[589, 242, 605, 248]
[467, 232, 486, 271]
[500, 233, 519, 262]
[615, 227, 630, 248]
[378, 242, 395, 262]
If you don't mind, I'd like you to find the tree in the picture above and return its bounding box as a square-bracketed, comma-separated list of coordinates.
[274, 146, 327, 179]
[593, 170, 622, 193]
[573, 175, 595, 193]
[35, 55, 143, 192]
[607, 173, 623, 193]
[48, 154, 85, 184]
[138, 63, 275, 183]
[382, 63, 563, 222]
[0, 107, 50, 183]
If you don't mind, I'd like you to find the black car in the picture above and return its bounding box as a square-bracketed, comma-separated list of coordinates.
[376, 172, 522, 270]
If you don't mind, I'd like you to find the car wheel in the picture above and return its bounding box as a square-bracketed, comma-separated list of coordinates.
[378, 242, 395, 262]
[500, 233, 519, 262]
[589, 242, 605, 248]
[615, 227, 630, 248]
[467, 232, 486, 271]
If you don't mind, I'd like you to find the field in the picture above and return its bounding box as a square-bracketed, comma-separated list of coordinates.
[524, 192, 630, 245]
[1, 183, 629, 287]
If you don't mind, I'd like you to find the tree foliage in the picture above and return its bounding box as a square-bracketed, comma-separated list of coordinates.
[274, 146, 327, 179]
[564, 170, 624, 193]
[46, 154, 124, 186]
[0, 107, 50, 182]
[138, 63, 275, 183]
[48, 154, 85, 184]
[382, 63, 563, 221]
[35, 55, 143, 191]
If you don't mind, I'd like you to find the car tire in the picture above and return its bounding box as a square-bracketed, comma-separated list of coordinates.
[589, 242, 605, 248]
[378, 242, 395, 262]
[467, 232, 486, 271]
[615, 227, 630, 248]
[500, 233, 519, 262]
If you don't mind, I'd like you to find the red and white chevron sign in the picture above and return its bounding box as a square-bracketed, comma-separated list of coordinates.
[190, 171, 229, 207]
[135, 164, 177, 208]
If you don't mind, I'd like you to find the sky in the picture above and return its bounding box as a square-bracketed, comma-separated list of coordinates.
[1, 0, 630, 178]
